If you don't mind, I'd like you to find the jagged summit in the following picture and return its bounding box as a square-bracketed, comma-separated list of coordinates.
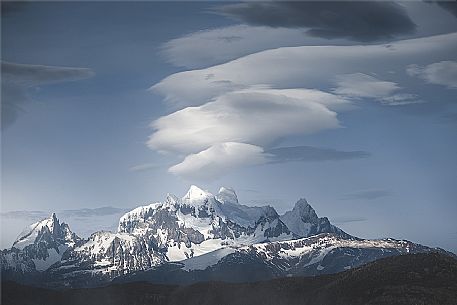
[182, 185, 212, 201]
[4, 213, 81, 272]
[2, 186, 354, 283]
[280, 198, 349, 238]
[291, 198, 319, 222]
[13, 213, 75, 250]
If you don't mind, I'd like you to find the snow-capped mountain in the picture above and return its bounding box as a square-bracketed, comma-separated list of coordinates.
[117, 233, 452, 285]
[1, 213, 81, 272]
[280, 198, 349, 238]
[117, 185, 292, 262]
[1, 185, 450, 288]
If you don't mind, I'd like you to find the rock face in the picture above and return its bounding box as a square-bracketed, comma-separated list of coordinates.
[0, 185, 450, 288]
[117, 185, 293, 262]
[280, 198, 349, 238]
[1, 213, 81, 273]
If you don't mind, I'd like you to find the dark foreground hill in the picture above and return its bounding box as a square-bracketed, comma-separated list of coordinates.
[2, 252, 457, 305]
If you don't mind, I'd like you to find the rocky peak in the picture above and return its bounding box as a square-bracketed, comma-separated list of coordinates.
[280, 199, 348, 238]
[182, 185, 212, 202]
[12, 213, 78, 250]
[292, 198, 318, 222]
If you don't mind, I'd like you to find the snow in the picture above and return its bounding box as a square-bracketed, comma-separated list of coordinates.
[13, 215, 56, 250]
[182, 247, 236, 271]
[182, 185, 213, 204]
[218, 201, 267, 228]
[32, 245, 68, 271]
[216, 187, 238, 204]
[166, 238, 228, 262]
[280, 200, 315, 237]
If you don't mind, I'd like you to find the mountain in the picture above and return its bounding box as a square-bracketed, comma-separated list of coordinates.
[0, 185, 451, 288]
[280, 198, 349, 238]
[117, 185, 293, 262]
[3, 252, 457, 305]
[116, 232, 448, 285]
[1, 213, 81, 273]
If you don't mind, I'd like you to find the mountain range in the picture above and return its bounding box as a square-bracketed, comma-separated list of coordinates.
[1, 185, 452, 288]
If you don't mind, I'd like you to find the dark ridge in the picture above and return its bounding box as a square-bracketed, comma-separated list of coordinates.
[2, 252, 457, 305]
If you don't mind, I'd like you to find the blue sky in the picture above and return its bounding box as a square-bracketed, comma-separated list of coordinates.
[1, 1, 457, 252]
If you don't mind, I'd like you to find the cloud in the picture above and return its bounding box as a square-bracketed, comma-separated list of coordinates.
[1, 2, 28, 17]
[169, 142, 269, 181]
[333, 73, 400, 99]
[148, 88, 346, 154]
[332, 73, 423, 106]
[340, 189, 391, 200]
[331, 216, 368, 225]
[0, 210, 48, 221]
[162, 25, 303, 69]
[379, 93, 424, 106]
[407, 60, 457, 89]
[1, 207, 128, 220]
[436, 2, 457, 18]
[161, 25, 353, 69]
[215, 1, 416, 42]
[266, 146, 370, 163]
[1, 61, 95, 130]
[169, 143, 371, 181]
[129, 163, 161, 172]
[150, 33, 456, 181]
[152, 33, 457, 108]
[59, 207, 128, 218]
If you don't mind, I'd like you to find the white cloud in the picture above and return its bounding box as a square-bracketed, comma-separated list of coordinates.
[129, 163, 160, 172]
[152, 33, 457, 108]
[148, 88, 346, 154]
[149, 33, 457, 180]
[379, 93, 424, 106]
[161, 25, 351, 69]
[407, 60, 457, 89]
[332, 73, 423, 106]
[169, 142, 269, 181]
[333, 73, 400, 98]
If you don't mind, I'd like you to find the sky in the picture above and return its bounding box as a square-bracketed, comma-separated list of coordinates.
[1, 1, 457, 253]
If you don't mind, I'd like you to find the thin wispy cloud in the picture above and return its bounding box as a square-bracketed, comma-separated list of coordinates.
[407, 61, 457, 89]
[169, 144, 371, 181]
[266, 146, 370, 163]
[333, 73, 422, 106]
[1, 61, 94, 130]
[1, 207, 129, 220]
[129, 163, 161, 172]
[331, 216, 368, 225]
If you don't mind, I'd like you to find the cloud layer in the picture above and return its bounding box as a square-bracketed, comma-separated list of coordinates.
[216, 1, 416, 42]
[152, 33, 457, 108]
[169, 143, 370, 181]
[149, 33, 457, 181]
[148, 88, 346, 154]
[266, 146, 370, 163]
[1, 61, 94, 130]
